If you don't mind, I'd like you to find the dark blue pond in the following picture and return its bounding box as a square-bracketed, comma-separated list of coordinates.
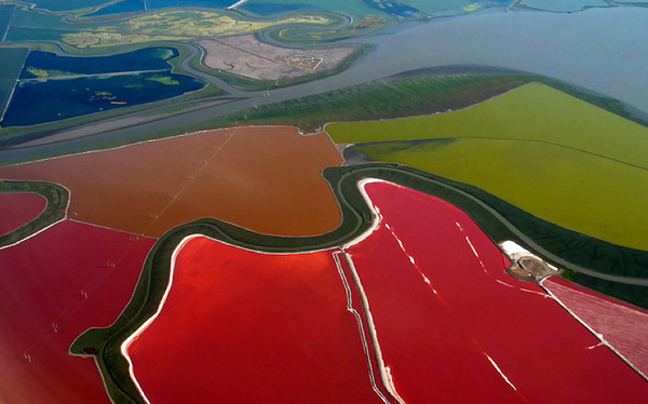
[2, 72, 204, 127]
[20, 47, 178, 79]
[237, 2, 313, 16]
[362, 0, 424, 19]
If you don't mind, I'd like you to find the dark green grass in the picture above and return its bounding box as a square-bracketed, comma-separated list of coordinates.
[202, 72, 529, 132]
[187, 68, 645, 135]
[70, 163, 648, 403]
[0, 179, 69, 246]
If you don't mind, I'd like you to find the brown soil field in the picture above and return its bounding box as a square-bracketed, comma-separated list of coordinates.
[0, 126, 342, 237]
[198, 35, 359, 81]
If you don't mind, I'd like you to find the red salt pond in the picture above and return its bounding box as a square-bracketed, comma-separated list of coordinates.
[543, 277, 648, 378]
[0, 220, 155, 404]
[123, 236, 387, 404]
[344, 179, 648, 403]
[0, 193, 46, 235]
[122, 178, 647, 404]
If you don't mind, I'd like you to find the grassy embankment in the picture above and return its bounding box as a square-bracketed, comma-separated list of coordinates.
[174, 67, 644, 136]
[169, 71, 531, 135]
[70, 162, 648, 404]
[0, 180, 68, 246]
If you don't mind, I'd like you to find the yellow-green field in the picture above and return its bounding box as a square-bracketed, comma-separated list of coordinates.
[330, 83, 648, 250]
[354, 138, 648, 250]
[326, 82, 648, 170]
[62, 10, 334, 48]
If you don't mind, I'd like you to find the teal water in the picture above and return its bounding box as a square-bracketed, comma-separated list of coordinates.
[87, 0, 237, 16]
[86, 0, 144, 16]
[523, 0, 609, 12]
[26, 0, 109, 12]
[0, 5, 13, 36]
[238, 2, 313, 16]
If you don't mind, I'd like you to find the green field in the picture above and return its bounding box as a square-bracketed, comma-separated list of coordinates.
[355, 138, 648, 250]
[327, 82, 648, 170]
[330, 82, 648, 250]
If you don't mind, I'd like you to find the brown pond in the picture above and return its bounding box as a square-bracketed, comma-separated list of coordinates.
[0, 126, 342, 237]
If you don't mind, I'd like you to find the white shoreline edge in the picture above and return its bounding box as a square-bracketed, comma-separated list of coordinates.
[119, 228, 359, 402]
[119, 177, 399, 403]
[120, 235, 194, 404]
[343, 178, 407, 404]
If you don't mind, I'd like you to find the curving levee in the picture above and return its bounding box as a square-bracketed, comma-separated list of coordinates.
[0, 180, 69, 248]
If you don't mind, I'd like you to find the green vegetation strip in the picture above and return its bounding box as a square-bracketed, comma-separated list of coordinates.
[200, 71, 530, 132]
[0, 179, 68, 247]
[70, 163, 648, 404]
[155, 68, 643, 139]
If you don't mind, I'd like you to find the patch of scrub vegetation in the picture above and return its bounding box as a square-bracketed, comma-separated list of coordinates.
[62, 10, 336, 48]
[326, 82, 648, 170]
[24, 67, 75, 78]
[145, 75, 179, 85]
[353, 137, 648, 251]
